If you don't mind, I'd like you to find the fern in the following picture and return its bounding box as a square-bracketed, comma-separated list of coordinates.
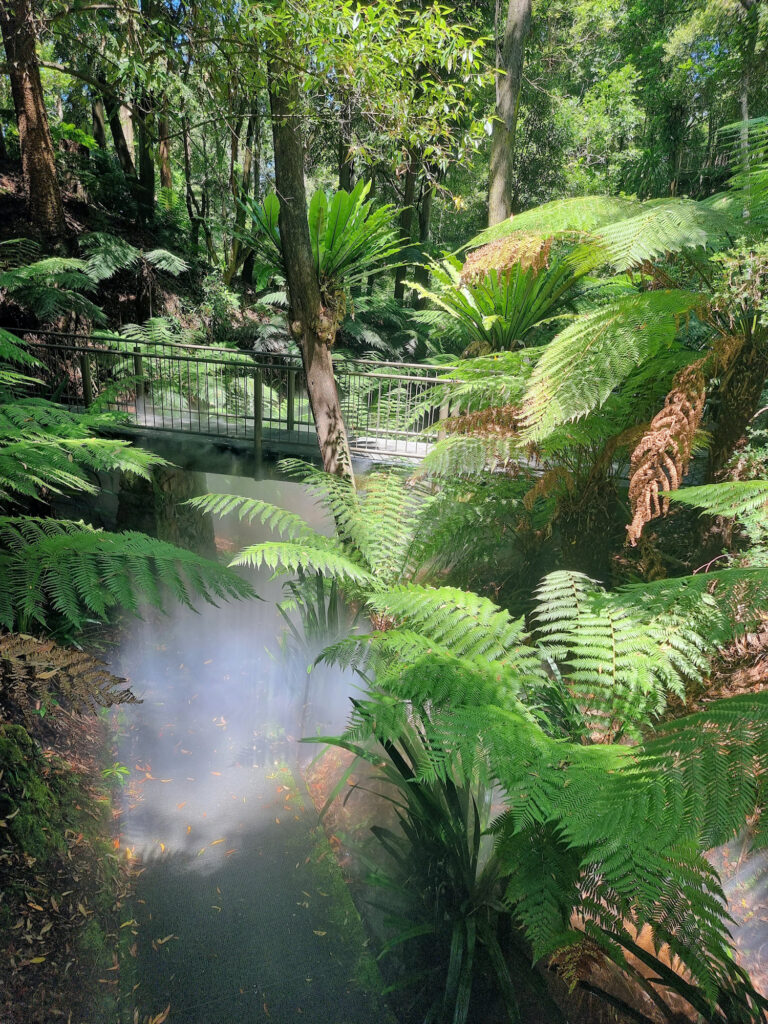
[0, 632, 138, 723]
[468, 196, 642, 248]
[328, 656, 768, 1020]
[80, 232, 187, 282]
[532, 571, 714, 739]
[668, 480, 768, 521]
[231, 539, 374, 584]
[521, 289, 703, 439]
[0, 518, 255, 631]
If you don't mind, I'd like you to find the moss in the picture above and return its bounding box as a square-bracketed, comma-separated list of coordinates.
[0, 723, 82, 861]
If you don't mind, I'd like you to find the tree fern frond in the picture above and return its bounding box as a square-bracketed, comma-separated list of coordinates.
[230, 539, 372, 584]
[0, 632, 139, 721]
[521, 289, 703, 439]
[367, 585, 542, 678]
[0, 518, 255, 631]
[185, 493, 319, 540]
[668, 480, 768, 521]
[0, 328, 40, 368]
[468, 196, 642, 248]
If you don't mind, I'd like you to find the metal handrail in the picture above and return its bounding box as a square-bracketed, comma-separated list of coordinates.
[16, 328, 460, 374]
[20, 330, 467, 463]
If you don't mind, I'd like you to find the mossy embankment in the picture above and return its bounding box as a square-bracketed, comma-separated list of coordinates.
[0, 710, 131, 1023]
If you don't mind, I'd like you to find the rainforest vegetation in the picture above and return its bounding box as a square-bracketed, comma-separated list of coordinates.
[2, 0, 768, 1021]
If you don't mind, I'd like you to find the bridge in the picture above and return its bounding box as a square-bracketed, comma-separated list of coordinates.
[24, 331, 464, 463]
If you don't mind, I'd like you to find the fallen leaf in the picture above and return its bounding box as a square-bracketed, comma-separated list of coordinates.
[210, 771, 222, 776]
[149, 1004, 171, 1024]
[176, 802, 187, 810]
[313, 930, 327, 937]
[209, 838, 225, 846]
[28, 956, 46, 964]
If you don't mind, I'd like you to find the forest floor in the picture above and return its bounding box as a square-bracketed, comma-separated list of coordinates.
[0, 701, 133, 1023]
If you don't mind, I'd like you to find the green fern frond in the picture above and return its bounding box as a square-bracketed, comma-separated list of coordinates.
[0, 328, 40, 368]
[668, 480, 768, 520]
[468, 196, 642, 248]
[230, 539, 373, 584]
[367, 585, 542, 677]
[185, 493, 319, 540]
[521, 289, 703, 439]
[0, 518, 255, 632]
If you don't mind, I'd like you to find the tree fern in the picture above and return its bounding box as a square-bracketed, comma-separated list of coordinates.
[668, 480, 768, 521]
[532, 571, 714, 739]
[521, 289, 703, 439]
[80, 232, 187, 281]
[468, 195, 642, 248]
[326, 656, 768, 1021]
[0, 518, 255, 632]
[0, 632, 138, 722]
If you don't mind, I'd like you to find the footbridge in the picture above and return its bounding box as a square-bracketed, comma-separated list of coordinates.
[23, 331, 465, 463]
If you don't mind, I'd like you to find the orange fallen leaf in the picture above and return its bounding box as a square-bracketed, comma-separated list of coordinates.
[225, 849, 236, 857]
[209, 838, 225, 846]
[210, 771, 222, 776]
[149, 1004, 171, 1024]
[176, 802, 187, 810]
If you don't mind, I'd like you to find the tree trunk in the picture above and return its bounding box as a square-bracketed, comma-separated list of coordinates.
[92, 97, 108, 149]
[158, 107, 172, 189]
[707, 334, 768, 480]
[103, 92, 136, 176]
[268, 61, 354, 482]
[487, 0, 532, 227]
[338, 99, 353, 191]
[136, 93, 155, 222]
[413, 178, 434, 307]
[0, 0, 66, 237]
[224, 104, 257, 285]
[0, 121, 7, 161]
[394, 159, 417, 303]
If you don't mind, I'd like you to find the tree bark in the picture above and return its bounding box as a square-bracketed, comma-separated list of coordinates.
[102, 89, 136, 176]
[413, 178, 434, 306]
[91, 96, 107, 149]
[224, 104, 258, 285]
[0, 0, 66, 237]
[0, 121, 7, 161]
[136, 93, 155, 222]
[393, 159, 417, 303]
[268, 60, 354, 482]
[338, 99, 353, 191]
[158, 107, 172, 189]
[488, 0, 532, 227]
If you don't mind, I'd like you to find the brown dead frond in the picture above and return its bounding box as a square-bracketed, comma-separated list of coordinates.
[441, 404, 521, 437]
[627, 362, 706, 545]
[461, 234, 552, 284]
[523, 466, 575, 510]
[0, 633, 139, 723]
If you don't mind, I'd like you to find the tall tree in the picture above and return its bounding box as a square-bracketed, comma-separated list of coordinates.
[0, 0, 66, 236]
[268, 58, 354, 481]
[488, 0, 533, 226]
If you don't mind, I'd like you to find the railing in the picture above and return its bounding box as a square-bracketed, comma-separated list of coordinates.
[19, 330, 462, 462]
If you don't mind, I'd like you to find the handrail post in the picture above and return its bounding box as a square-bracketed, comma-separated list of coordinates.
[133, 347, 145, 405]
[287, 368, 296, 432]
[80, 352, 93, 408]
[253, 367, 263, 462]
